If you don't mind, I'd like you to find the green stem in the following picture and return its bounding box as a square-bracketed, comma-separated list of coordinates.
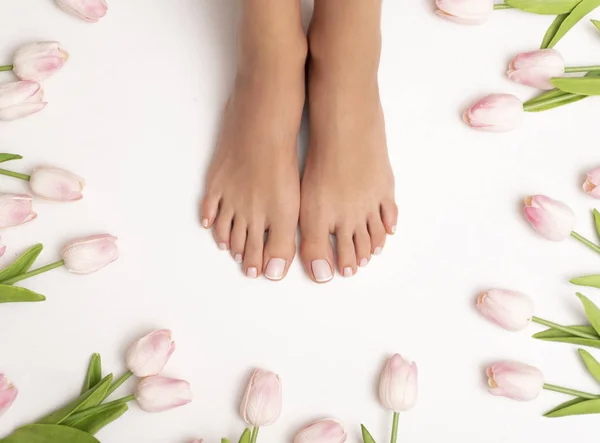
[543, 384, 599, 399]
[571, 232, 600, 255]
[523, 93, 574, 112]
[250, 427, 259, 443]
[494, 3, 514, 9]
[532, 316, 600, 340]
[0, 168, 30, 181]
[67, 394, 136, 421]
[1, 260, 65, 285]
[103, 371, 133, 400]
[221, 439, 230, 443]
[390, 412, 400, 443]
[565, 65, 600, 73]
[0, 65, 13, 72]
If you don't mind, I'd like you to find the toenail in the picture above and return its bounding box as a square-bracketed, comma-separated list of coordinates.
[359, 258, 369, 267]
[218, 242, 228, 251]
[234, 253, 243, 263]
[343, 267, 353, 278]
[265, 258, 286, 281]
[373, 247, 383, 255]
[246, 267, 258, 278]
[202, 218, 209, 228]
[391, 225, 397, 234]
[312, 260, 333, 283]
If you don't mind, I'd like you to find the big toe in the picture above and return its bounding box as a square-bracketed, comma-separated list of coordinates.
[263, 223, 297, 281]
[300, 225, 335, 284]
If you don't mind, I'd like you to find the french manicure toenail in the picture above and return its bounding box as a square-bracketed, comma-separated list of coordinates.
[374, 247, 383, 255]
[265, 258, 286, 280]
[391, 225, 397, 234]
[218, 242, 228, 251]
[234, 253, 242, 263]
[202, 218, 209, 228]
[312, 259, 333, 283]
[247, 267, 258, 278]
[360, 258, 369, 267]
[343, 267, 353, 277]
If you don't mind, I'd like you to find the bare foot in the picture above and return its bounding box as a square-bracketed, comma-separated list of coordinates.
[300, 0, 397, 283]
[201, 0, 307, 281]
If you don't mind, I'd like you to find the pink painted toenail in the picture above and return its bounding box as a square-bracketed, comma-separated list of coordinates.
[359, 258, 369, 267]
[312, 260, 333, 283]
[247, 267, 258, 278]
[234, 253, 243, 263]
[373, 247, 383, 255]
[265, 258, 286, 280]
[218, 242, 228, 251]
[202, 218, 209, 228]
[343, 267, 353, 277]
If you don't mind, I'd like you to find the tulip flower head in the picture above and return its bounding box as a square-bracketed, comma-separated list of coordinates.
[476, 289, 534, 332]
[134, 375, 192, 413]
[240, 368, 282, 427]
[487, 361, 544, 401]
[126, 329, 176, 378]
[0, 375, 17, 418]
[294, 419, 347, 443]
[61, 234, 118, 274]
[379, 354, 418, 412]
[435, 0, 493, 25]
[55, 0, 108, 22]
[463, 94, 524, 132]
[0, 194, 36, 228]
[508, 49, 565, 90]
[583, 168, 600, 199]
[524, 195, 575, 241]
[29, 167, 84, 201]
[13, 42, 69, 82]
[0, 81, 46, 121]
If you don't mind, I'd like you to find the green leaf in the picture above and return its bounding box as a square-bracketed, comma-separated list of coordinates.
[0, 244, 43, 284]
[552, 76, 600, 94]
[541, 14, 569, 47]
[506, 0, 581, 14]
[545, 398, 600, 417]
[523, 91, 586, 111]
[544, 398, 589, 416]
[547, 0, 600, 47]
[361, 425, 377, 443]
[0, 285, 45, 303]
[579, 349, 600, 383]
[535, 336, 600, 349]
[577, 293, 600, 335]
[81, 354, 102, 394]
[222, 439, 231, 443]
[0, 154, 22, 164]
[37, 374, 113, 425]
[571, 275, 600, 288]
[0, 424, 100, 443]
[592, 18, 600, 30]
[533, 325, 600, 339]
[65, 403, 128, 435]
[238, 429, 251, 443]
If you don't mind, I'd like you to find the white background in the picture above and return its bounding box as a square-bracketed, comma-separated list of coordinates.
[0, 0, 600, 442]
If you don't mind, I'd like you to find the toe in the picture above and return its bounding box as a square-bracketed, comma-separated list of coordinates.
[300, 226, 335, 284]
[201, 192, 221, 229]
[353, 226, 372, 267]
[367, 214, 387, 256]
[263, 223, 296, 281]
[380, 200, 398, 235]
[230, 218, 247, 264]
[335, 228, 357, 277]
[243, 224, 265, 279]
[213, 206, 234, 251]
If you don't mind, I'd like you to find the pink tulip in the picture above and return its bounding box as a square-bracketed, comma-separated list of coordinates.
[486, 361, 544, 401]
[294, 419, 347, 443]
[13, 42, 69, 82]
[379, 354, 418, 412]
[508, 49, 565, 90]
[240, 368, 282, 427]
[55, 0, 108, 22]
[463, 94, 523, 132]
[134, 375, 192, 413]
[0, 81, 46, 121]
[0, 375, 18, 418]
[583, 168, 600, 199]
[0, 194, 36, 228]
[524, 195, 574, 241]
[126, 330, 176, 378]
[435, 0, 493, 24]
[29, 167, 84, 201]
[61, 234, 118, 274]
[476, 289, 534, 332]
[190, 440, 203, 443]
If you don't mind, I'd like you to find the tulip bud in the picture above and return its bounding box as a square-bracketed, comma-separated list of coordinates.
[463, 94, 524, 132]
[379, 354, 418, 412]
[476, 289, 534, 332]
[126, 329, 176, 378]
[294, 419, 347, 443]
[29, 167, 84, 201]
[0, 194, 36, 228]
[524, 195, 575, 241]
[486, 361, 544, 401]
[13, 42, 69, 82]
[61, 234, 118, 274]
[0, 81, 46, 121]
[508, 49, 565, 90]
[134, 375, 192, 413]
[0, 374, 18, 418]
[435, 0, 493, 24]
[583, 168, 600, 199]
[240, 369, 282, 427]
[55, 0, 108, 22]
